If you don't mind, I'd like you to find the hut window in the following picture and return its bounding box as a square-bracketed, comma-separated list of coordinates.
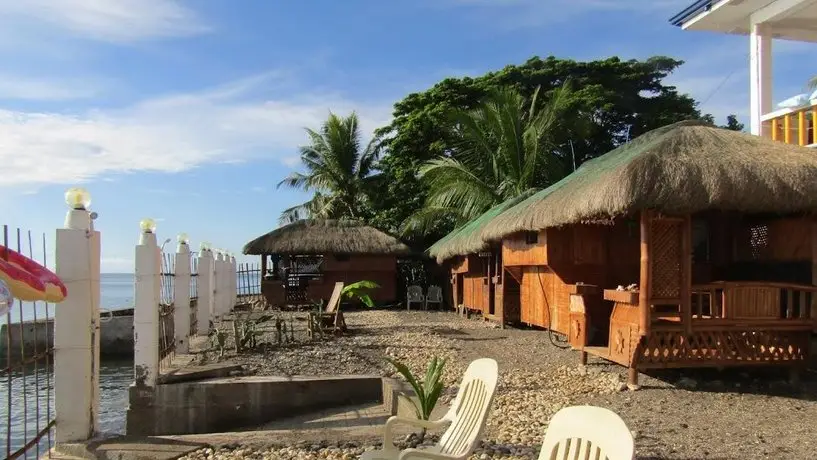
[334, 254, 351, 262]
[525, 231, 539, 245]
[692, 220, 710, 263]
[749, 224, 769, 259]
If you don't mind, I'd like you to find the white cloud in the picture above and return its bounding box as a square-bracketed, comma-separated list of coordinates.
[0, 72, 392, 188]
[0, 74, 107, 101]
[280, 155, 302, 167]
[0, 0, 208, 43]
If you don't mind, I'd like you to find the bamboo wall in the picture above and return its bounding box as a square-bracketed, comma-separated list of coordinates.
[506, 222, 640, 335]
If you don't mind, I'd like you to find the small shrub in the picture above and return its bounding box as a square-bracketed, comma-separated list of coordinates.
[386, 355, 447, 441]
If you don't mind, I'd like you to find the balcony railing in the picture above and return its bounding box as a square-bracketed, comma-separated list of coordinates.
[761, 101, 817, 147]
[691, 281, 815, 323]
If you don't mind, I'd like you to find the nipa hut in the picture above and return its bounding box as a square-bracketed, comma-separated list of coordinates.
[433, 120, 817, 385]
[428, 190, 536, 324]
[243, 219, 411, 307]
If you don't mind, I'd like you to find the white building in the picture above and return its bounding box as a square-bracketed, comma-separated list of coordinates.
[671, 0, 817, 144]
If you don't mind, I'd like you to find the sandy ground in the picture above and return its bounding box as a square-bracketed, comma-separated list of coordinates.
[183, 309, 817, 460]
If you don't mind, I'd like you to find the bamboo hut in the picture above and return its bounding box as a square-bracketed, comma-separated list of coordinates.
[242, 219, 411, 307]
[428, 192, 536, 323]
[471, 120, 817, 384]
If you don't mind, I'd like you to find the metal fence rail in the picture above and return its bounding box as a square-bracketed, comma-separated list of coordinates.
[189, 257, 198, 336]
[1, 224, 55, 460]
[236, 263, 262, 306]
[158, 252, 175, 371]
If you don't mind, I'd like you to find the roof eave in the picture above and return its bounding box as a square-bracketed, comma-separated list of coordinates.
[669, 0, 715, 27]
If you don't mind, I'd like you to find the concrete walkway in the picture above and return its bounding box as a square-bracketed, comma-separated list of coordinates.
[51, 402, 450, 459]
[165, 403, 404, 447]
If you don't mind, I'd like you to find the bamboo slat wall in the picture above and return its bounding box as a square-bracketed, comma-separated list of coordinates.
[509, 223, 637, 334]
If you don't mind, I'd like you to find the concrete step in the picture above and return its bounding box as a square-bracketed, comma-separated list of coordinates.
[50, 434, 206, 460]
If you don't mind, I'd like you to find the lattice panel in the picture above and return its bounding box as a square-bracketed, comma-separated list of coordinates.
[748, 224, 769, 260]
[639, 330, 809, 367]
[650, 219, 682, 299]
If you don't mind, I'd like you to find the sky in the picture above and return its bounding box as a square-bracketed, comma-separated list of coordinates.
[0, 0, 813, 273]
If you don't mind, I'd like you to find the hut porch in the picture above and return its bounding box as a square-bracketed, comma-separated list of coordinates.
[501, 210, 816, 385]
[567, 211, 816, 385]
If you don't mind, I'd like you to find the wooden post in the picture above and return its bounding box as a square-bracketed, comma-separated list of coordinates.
[681, 215, 692, 335]
[811, 220, 817, 330]
[639, 211, 651, 336]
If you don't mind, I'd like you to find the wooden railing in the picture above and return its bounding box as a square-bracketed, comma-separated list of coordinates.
[762, 101, 817, 147]
[691, 281, 816, 322]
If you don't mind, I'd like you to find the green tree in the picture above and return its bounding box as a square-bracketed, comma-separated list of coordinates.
[370, 56, 710, 245]
[278, 112, 379, 224]
[401, 84, 575, 236]
[723, 114, 745, 132]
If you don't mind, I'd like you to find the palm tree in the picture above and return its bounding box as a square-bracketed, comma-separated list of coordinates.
[400, 84, 576, 236]
[278, 112, 380, 224]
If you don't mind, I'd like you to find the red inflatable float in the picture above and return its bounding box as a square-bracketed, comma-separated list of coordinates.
[0, 246, 67, 303]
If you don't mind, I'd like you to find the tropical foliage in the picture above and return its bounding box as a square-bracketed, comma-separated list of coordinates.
[386, 355, 447, 441]
[341, 280, 380, 308]
[278, 56, 743, 245]
[401, 84, 576, 236]
[277, 112, 380, 224]
[370, 56, 723, 245]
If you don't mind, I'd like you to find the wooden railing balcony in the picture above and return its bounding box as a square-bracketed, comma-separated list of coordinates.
[691, 281, 816, 325]
[761, 101, 817, 147]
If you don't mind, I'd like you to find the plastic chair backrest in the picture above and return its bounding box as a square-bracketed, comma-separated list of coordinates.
[537, 406, 634, 460]
[407, 285, 423, 301]
[427, 285, 442, 302]
[437, 358, 499, 457]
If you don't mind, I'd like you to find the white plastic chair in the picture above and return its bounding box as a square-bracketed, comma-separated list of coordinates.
[537, 406, 634, 460]
[425, 285, 442, 310]
[361, 358, 499, 460]
[406, 285, 424, 311]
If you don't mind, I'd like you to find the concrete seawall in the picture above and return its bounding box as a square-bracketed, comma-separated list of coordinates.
[1, 313, 139, 365]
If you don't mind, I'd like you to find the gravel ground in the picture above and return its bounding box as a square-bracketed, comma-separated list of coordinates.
[183, 309, 817, 460]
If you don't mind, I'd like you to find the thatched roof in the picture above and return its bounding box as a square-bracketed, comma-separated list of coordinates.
[242, 219, 411, 256]
[427, 190, 537, 263]
[482, 120, 817, 240]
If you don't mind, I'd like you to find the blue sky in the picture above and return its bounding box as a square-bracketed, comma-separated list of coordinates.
[0, 0, 813, 272]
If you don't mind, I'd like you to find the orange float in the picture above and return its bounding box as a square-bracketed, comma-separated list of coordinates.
[0, 246, 67, 303]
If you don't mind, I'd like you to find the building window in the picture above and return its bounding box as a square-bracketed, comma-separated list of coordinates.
[525, 231, 539, 245]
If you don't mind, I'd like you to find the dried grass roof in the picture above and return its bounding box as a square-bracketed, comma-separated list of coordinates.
[427, 190, 537, 263]
[242, 219, 411, 256]
[482, 120, 817, 240]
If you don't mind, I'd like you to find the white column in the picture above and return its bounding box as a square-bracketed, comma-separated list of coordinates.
[230, 255, 237, 309]
[197, 248, 214, 335]
[55, 188, 100, 443]
[214, 251, 225, 317]
[750, 22, 773, 136]
[173, 234, 191, 354]
[134, 219, 160, 388]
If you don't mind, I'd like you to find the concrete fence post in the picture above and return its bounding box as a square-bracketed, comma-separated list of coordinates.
[173, 234, 191, 354]
[197, 246, 214, 335]
[55, 187, 101, 442]
[214, 251, 225, 317]
[230, 255, 237, 309]
[134, 218, 160, 387]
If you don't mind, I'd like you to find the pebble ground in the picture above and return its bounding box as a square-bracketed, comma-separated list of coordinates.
[181, 310, 817, 459]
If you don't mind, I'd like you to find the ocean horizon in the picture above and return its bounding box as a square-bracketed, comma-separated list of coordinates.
[2, 271, 259, 324]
